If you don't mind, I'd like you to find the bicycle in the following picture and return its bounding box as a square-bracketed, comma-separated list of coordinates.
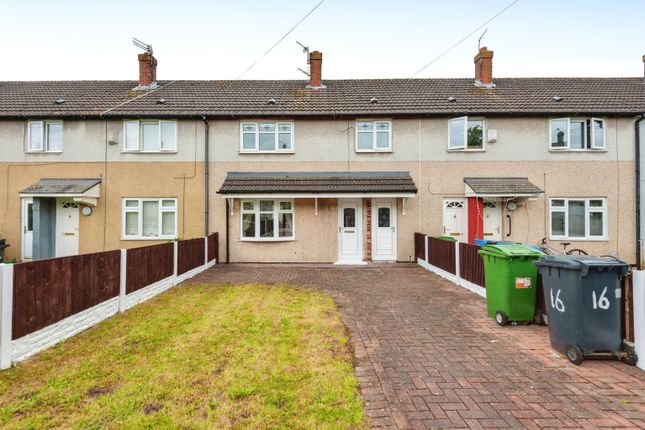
[539, 238, 588, 256]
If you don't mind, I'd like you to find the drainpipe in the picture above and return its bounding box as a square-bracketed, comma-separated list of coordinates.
[636, 114, 645, 269]
[225, 199, 230, 264]
[203, 116, 209, 237]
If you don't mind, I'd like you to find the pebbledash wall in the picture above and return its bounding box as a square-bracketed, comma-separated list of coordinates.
[0, 119, 206, 261]
[0, 236, 217, 369]
[207, 117, 637, 263]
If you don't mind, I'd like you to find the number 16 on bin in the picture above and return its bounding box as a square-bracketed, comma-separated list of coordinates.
[592, 287, 610, 310]
[550, 289, 565, 313]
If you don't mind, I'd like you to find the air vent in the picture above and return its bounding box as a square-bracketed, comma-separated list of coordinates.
[552, 96, 563, 102]
[54, 98, 65, 105]
[447, 96, 457, 102]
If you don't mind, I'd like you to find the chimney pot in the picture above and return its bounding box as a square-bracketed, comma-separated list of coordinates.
[137, 52, 158, 89]
[308, 50, 325, 89]
[474, 47, 494, 87]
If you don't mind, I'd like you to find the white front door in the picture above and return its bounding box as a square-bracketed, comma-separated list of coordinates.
[21, 198, 33, 260]
[373, 199, 397, 261]
[337, 200, 363, 263]
[483, 200, 502, 241]
[443, 198, 467, 242]
[55, 198, 79, 257]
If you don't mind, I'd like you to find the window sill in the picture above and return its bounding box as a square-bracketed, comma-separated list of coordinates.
[122, 236, 176, 241]
[447, 149, 486, 153]
[25, 150, 63, 154]
[239, 238, 296, 242]
[549, 237, 608, 242]
[549, 149, 607, 153]
[239, 150, 294, 154]
[121, 150, 178, 154]
[355, 149, 393, 153]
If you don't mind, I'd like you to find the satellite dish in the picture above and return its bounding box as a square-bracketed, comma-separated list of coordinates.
[506, 201, 518, 212]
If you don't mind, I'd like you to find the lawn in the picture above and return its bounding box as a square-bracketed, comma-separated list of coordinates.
[0, 284, 365, 429]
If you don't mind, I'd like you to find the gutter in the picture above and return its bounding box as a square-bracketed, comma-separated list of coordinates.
[637, 114, 645, 269]
[203, 116, 209, 237]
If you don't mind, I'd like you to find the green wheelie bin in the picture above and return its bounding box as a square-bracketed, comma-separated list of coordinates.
[478, 244, 545, 325]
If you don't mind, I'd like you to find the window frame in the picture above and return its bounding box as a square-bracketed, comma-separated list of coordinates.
[121, 197, 178, 240]
[447, 116, 486, 151]
[240, 199, 295, 241]
[26, 120, 63, 153]
[355, 120, 392, 152]
[239, 121, 295, 153]
[548, 197, 607, 241]
[122, 120, 177, 153]
[549, 118, 606, 151]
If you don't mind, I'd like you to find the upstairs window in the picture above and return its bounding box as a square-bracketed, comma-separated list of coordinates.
[241, 200, 294, 240]
[356, 121, 392, 152]
[240, 122, 293, 152]
[27, 121, 63, 152]
[448, 117, 484, 150]
[123, 120, 176, 152]
[549, 118, 605, 150]
[549, 198, 607, 240]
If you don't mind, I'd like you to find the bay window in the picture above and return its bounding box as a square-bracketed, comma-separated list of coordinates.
[549, 198, 607, 240]
[123, 120, 177, 152]
[123, 198, 177, 239]
[241, 200, 294, 240]
[549, 118, 605, 150]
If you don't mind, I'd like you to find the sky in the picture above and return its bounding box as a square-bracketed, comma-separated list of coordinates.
[1, 0, 644, 81]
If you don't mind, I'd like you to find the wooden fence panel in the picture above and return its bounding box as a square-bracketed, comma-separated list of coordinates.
[459, 242, 485, 287]
[12, 250, 120, 339]
[428, 238, 456, 274]
[623, 273, 634, 343]
[126, 243, 174, 294]
[414, 233, 425, 261]
[178, 238, 205, 275]
[208, 232, 219, 262]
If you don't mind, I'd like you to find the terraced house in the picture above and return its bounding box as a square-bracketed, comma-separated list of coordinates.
[1, 48, 644, 264]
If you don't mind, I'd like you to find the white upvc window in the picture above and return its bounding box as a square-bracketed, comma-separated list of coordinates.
[549, 118, 605, 150]
[356, 120, 392, 152]
[123, 120, 177, 152]
[448, 116, 485, 151]
[240, 199, 294, 241]
[26, 120, 63, 152]
[240, 122, 293, 152]
[122, 198, 177, 239]
[549, 198, 607, 240]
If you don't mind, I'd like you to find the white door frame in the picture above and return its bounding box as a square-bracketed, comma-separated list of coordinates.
[442, 198, 468, 242]
[21, 197, 33, 260]
[336, 199, 365, 264]
[483, 199, 502, 241]
[372, 198, 397, 261]
[55, 198, 80, 257]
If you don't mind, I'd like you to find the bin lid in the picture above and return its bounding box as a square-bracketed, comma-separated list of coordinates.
[478, 244, 545, 259]
[534, 255, 629, 276]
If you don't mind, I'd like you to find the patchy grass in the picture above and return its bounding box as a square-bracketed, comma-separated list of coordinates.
[0, 284, 365, 429]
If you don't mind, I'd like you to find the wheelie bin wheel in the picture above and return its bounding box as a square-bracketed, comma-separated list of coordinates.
[533, 313, 545, 326]
[565, 344, 584, 365]
[495, 311, 508, 326]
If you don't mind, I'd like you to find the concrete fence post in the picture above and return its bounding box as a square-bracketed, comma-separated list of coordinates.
[633, 270, 645, 371]
[119, 249, 127, 313]
[0, 263, 14, 370]
[424, 235, 429, 263]
[204, 236, 208, 268]
[454, 241, 461, 282]
[173, 241, 179, 285]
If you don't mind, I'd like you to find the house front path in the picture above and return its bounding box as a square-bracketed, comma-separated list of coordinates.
[188, 264, 645, 429]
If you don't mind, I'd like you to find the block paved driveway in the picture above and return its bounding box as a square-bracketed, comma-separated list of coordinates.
[189, 264, 645, 429]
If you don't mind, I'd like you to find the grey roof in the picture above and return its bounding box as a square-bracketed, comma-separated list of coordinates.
[20, 178, 101, 195]
[464, 177, 543, 195]
[218, 172, 418, 194]
[1, 78, 644, 118]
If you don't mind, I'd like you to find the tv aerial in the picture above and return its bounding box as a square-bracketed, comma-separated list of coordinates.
[132, 37, 153, 55]
[477, 29, 488, 50]
[296, 41, 310, 77]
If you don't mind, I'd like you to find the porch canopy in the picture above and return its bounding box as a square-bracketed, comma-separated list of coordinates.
[217, 171, 418, 199]
[464, 177, 543, 199]
[19, 178, 101, 206]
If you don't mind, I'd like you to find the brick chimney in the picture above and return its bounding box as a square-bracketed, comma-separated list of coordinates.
[474, 46, 494, 87]
[137, 52, 157, 89]
[308, 51, 325, 89]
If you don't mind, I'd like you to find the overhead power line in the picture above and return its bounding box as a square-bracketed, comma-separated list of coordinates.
[410, 0, 521, 78]
[236, 0, 326, 79]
